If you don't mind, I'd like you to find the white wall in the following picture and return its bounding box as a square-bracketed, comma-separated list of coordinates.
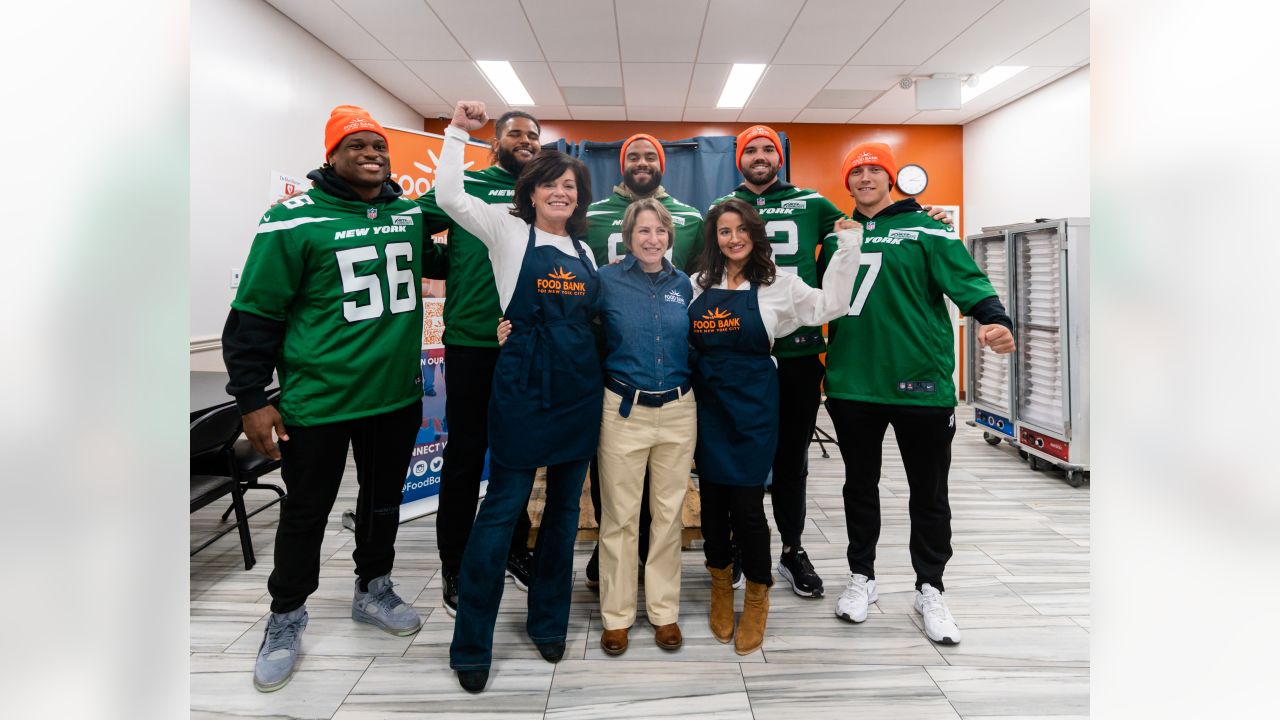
[190, 0, 421, 360]
[963, 67, 1090, 233]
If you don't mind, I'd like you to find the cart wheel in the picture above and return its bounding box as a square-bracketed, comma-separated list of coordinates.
[1066, 470, 1085, 488]
[1029, 456, 1045, 472]
[983, 433, 1002, 446]
[1018, 448, 1029, 460]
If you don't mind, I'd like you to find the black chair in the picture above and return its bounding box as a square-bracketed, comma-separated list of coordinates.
[192, 390, 287, 523]
[191, 403, 256, 570]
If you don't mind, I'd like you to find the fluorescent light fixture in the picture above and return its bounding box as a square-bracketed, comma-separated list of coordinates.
[961, 65, 1028, 104]
[716, 63, 766, 108]
[476, 60, 534, 105]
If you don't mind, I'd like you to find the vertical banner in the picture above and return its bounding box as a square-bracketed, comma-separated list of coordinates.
[389, 126, 491, 522]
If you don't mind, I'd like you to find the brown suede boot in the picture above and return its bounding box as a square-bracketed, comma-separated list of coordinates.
[707, 564, 736, 643]
[735, 579, 771, 656]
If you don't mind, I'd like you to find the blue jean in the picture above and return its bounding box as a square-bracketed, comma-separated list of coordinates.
[449, 458, 590, 670]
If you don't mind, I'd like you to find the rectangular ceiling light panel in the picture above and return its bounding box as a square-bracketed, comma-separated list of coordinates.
[476, 60, 535, 105]
[716, 63, 766, 108]
[962, 65, 1028, 104]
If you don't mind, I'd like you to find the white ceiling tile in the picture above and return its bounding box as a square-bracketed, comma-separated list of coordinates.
[861, 82, 918, 113]
[533, 105, 573, 120]
[568, 106, 628, 120]
[1004, 11, 1090, 68]
[333, 0, 467, 60]
[352, 60, 448, 105]
[511, 61, 565, 106]
[808, 89, 883, 109]
[425, 0, 544, 61]
[848, 108, 915, 124]
[626, 107, 686, 122]
[695, 0, 805, 63]
[549, 62, 622, 86]
[850, 0, 1002, 67]
[266, 0, 393, 59]
[774, 0, 900, 65]
[409, 104, 453, 119]
[916, 1, 1089, 75]
[737, 108, 800, 123]
[561, 86, 624, 106]
[745, 65, 838, 109]
[793, 108, 858, 123]
[406, 61, 505, 106]
[682, 107, 744, 122]
[622, 63, 694, 106]
[955, 66, 1071, 122]
[526, 0, 619, 61]
[618, 0, 707, 62]
[827, 65, 917, 91]
[686, 64, 733, 107]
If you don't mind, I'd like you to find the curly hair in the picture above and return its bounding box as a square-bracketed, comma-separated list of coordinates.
[510, 150, 592, 238]
[621, 197, 675, 253]
[695, 198, 775, 290]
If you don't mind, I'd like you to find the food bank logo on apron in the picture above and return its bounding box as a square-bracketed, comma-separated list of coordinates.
[536, 266, 587, 297]
[692, 307, 741, 335]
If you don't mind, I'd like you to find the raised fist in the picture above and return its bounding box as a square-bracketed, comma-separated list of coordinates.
[451, 101, 489, 132]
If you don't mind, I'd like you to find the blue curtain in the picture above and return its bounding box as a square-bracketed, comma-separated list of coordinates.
[568, 134, 790, 216]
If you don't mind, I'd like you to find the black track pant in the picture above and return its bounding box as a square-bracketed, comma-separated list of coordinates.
[268, 400, 420, 613]
[771, 354, 825, 549]
[437, 345, 532, 574]
[825, 398, 955, 592]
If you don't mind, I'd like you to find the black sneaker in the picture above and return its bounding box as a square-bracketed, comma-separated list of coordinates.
[731, 544, 744, 589]
[585, 544, 600, 590]
[777, 546, 824, 598]
[506, 548, 532, 592]
[442, 568, 459, 617]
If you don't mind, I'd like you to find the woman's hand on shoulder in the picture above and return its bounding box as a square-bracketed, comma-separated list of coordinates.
[496, 318, 513, 346]
[833, 218, 863, 244]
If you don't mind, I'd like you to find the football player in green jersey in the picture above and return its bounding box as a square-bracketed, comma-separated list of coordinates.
[222, 106, 425, 692]
[823, 142, 1014, 646]
[585, 133, 704, 271]
[580, 133, 705, 588]
[416, 111, 543, 615]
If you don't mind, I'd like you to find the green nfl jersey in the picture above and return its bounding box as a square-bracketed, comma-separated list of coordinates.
[585, 190, 704, 272]
[416, 165, 518, 347]
[232, 187, 424, 426]
[822, 203, 998, 407]
[712, 184, 847, 357]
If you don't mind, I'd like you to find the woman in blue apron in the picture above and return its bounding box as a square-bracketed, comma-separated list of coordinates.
[689, 198, 861, 656]
[436, 102, 602, 693]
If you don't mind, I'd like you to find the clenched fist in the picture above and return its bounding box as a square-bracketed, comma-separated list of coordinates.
[977, 324, 1016, 354]
[451, 101, 489, 132]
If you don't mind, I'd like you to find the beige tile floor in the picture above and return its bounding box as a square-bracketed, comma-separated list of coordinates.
[191, 408, 1090, 719]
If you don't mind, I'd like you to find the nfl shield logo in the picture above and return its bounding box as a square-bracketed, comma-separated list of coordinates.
[867, 221, 875, 230]
[367, 207, 378, 219]
[756, 197, 765, 206]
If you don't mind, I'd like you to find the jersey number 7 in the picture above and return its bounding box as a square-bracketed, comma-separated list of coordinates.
[847, 253, 882, 316]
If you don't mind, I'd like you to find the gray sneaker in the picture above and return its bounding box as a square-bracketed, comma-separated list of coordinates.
[253, 606, 308, 692]
[352, 574, 422, 636]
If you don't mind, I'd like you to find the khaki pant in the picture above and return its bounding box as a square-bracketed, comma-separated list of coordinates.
[597, 388, 697, 630]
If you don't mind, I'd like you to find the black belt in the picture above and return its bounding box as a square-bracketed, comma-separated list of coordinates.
[606, 377, 691, 418]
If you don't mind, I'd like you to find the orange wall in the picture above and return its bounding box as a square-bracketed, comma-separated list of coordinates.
[426, 118, 964, 232]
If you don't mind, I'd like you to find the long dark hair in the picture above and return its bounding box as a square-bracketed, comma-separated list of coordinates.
[695, 198, 775, 290]
[510, 150, 592, 238]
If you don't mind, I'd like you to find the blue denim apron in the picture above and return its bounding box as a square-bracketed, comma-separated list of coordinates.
[689, 282, 778, 486]
[488, 225, 602, 469]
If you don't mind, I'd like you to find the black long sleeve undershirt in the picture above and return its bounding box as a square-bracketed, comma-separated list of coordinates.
[966, 296, 1014, 332]
[221, 309, 285, 415]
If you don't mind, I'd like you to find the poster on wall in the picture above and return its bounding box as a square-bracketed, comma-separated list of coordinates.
[268, 171, 308, 205]
[388, 126, 492, 523]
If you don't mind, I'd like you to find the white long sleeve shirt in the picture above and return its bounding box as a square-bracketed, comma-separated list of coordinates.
[436, 124, 597, 312]
[690, 229, 862, 349]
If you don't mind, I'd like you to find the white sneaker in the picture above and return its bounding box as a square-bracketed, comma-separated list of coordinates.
[834, 573, 878, 623]
[914, 584, 961, 645]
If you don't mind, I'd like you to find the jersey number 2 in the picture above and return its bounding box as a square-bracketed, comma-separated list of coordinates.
[335, 242, 416, 322]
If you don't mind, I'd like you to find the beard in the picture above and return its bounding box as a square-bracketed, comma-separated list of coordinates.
[622, 167, 663, 196]
[496, 145, 530, 177]
[742, 162, 779, 186]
